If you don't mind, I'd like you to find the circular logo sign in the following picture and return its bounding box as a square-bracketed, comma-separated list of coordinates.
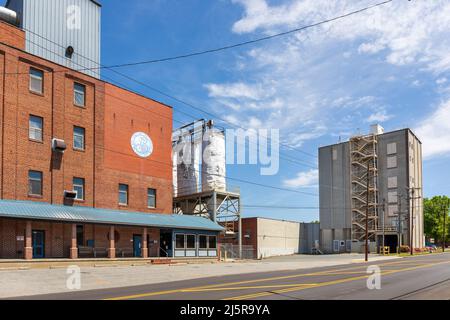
[131, 132, 153, 158]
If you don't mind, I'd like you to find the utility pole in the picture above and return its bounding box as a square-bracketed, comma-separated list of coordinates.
[365, 161, 370, 262]
[442, 199, 449, 253]
[410, 188, 414, 256]
[397, 194, 403, 254]
[382, 198, 386, 253]
[406, 187, 422, 256]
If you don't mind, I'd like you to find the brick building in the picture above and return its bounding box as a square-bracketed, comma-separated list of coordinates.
[0, 2, 222, 261]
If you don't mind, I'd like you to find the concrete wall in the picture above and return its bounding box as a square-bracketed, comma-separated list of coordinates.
[256, 218, 301, 259]
[319, 128, 425, 253]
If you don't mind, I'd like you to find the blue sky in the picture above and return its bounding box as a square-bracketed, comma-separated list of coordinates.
[100, 0, 450, 222]
[9, 0, 450, 222]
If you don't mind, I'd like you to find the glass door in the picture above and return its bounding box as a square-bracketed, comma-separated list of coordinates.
[32, 230, 45, 259]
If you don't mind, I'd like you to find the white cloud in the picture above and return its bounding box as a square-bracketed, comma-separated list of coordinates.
[232, 0, 450, 73]
[283, 169, 318, 188]
[366, 110, 392, 123]
[415, 100, 450, 158]
[204, 82, 267, 100]
[436, 78, 447, 85]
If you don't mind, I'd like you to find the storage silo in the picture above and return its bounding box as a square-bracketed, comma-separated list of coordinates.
[175, 135, 200, 196]
[202, 128, 226, 192]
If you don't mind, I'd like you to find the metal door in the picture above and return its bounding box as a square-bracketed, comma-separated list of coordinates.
[133, 235, 142, 257]
[32, 230, 45, 258]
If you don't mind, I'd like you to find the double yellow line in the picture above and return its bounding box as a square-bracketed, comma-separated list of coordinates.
[105, 256, 449, 300]
[224, 260, 450, 300]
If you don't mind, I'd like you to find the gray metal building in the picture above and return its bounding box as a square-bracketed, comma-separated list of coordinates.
[319, 125, 424, 254]
[6, 0, 101, 78]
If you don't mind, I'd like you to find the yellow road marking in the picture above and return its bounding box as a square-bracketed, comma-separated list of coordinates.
[182, 283, 318, 292]
[224, 260, 450, 300]
[105, 256, 450, 300]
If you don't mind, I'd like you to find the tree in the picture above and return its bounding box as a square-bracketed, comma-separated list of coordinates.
[424, 196, 450, 245]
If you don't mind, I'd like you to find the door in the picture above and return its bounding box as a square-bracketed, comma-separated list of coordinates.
[133, 235, 142, 257]
[160, 230, 173, 257]
[32, 230, 45, 259]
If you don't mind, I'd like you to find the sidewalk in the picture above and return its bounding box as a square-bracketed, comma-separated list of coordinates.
[0, 254, 400, 298]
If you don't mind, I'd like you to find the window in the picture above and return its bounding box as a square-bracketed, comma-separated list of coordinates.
[208, 236, 217, 249]
[29, 68, 43, 94]
[76, 225, 84, 247]
[199, 235, 208, 249]
[332, 147, 337, 161]
[388, 205, 398, 216]
[28, 170, 43, 196]
[73, 126, 85, 150]
[387, 142, 397, 155]
[175, 234, 185, 249]
[73, 177, 85, 200]
[147, 188, 156, 208]
[388, 191, 398, 204]
[29, 115, 43, 141]
[186, 235, 196, 249]
[387, 156, 397, 169]
[118, 184, 128, 205]
[388, 176, 398, 189]
[74, 83, 86, 107]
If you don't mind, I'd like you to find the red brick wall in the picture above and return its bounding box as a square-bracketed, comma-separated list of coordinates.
[0, 21, 25, 50]
[0, 38, 173, 214]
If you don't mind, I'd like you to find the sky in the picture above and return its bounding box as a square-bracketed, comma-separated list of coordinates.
[7, 0, 450, 222]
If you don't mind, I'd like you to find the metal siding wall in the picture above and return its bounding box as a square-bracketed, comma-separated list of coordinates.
[22, 0, 100, 78]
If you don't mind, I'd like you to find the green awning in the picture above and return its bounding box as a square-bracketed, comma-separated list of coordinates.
[0, 200, 223, 232]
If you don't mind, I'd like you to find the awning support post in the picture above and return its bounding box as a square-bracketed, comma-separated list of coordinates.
[142, 227, 148, 258]
[70, 224, 78, 259]
[108, 226, 116, 259]
[24, 221, 33, 260]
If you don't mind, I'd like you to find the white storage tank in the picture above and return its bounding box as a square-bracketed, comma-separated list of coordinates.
[175, 137, 200, 196]
[202, 128, 226, 192]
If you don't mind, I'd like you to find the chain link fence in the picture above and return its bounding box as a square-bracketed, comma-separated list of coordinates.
[220, 244, 256, 260]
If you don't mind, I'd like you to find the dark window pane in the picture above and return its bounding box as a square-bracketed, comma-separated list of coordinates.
[208, 236, 217, 249]
[199, 235, 207, 249]
[147, 188, 156, 208]
[186, 235, 196, 249]
[76, 225, 84, 246]
[119, 184, 128, 205]
[28, 171, 42, 196]
[175, 234, 185, 249]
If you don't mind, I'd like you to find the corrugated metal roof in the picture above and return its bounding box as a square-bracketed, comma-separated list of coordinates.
[0, 200, 223, 231]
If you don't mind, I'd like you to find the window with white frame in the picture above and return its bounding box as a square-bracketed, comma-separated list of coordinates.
[147, 188, 156, 208]
[175, 234, 185, 249]
[73, 177, 85, 200]
[29, 115, 43, 142]
[118, 184, 128, 205]
[29, 68, 43, 94]
[74, 82, 86, 107]
[28, 170, 43, 196]
[73, 126, 85, 150]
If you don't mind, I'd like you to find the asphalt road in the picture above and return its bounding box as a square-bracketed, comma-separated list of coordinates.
[15, 253, 450, 300]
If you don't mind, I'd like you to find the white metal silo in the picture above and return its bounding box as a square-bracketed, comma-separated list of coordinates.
[201, 128, 226, 192]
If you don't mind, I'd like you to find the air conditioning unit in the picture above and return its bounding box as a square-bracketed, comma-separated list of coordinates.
[64, 190, 77, 199]
[52, 138, 67, 153]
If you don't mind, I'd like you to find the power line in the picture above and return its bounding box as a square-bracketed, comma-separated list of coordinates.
[5, 23, 319, 168]
[69, 0, 393, 72]
[4, 0, 395, 161]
